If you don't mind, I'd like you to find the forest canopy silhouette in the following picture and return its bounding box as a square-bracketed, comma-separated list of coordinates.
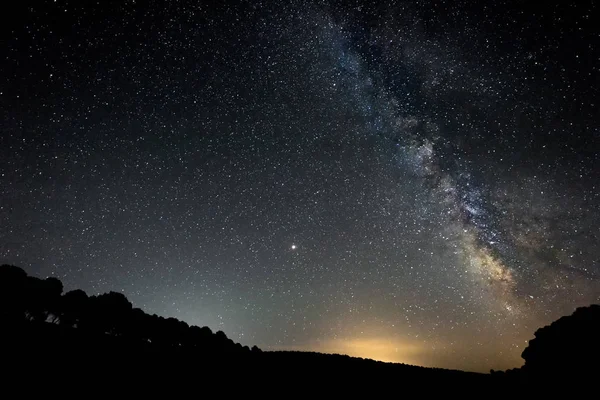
[0, 264, 260, 355]
[1, 263, 599, 389]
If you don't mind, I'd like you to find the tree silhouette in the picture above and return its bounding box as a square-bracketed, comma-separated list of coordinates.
[85, 291, 133, 335]
[251, 345, 262, 353]
[0, 264, 29, 322]
[41, 277, 63, 322]
[521, 304, 600, 379]
[0, 264, 260, 360]
[60, 289, 89, 328]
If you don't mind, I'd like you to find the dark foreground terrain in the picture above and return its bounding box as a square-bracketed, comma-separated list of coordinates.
[3, 321, 495, 393]
[2, 264, 598, 394]
[0, 319, 559, 396]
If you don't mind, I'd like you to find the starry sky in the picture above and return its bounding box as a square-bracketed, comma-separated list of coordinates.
[1, 0, 598, 372]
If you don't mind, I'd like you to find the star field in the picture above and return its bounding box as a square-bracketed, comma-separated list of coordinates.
[1, 0, 598, 372]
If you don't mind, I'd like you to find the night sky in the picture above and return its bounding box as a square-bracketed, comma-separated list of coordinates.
[1, 0, 598, 372]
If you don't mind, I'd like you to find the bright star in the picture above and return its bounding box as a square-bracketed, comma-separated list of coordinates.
[291, 244, 297, 250]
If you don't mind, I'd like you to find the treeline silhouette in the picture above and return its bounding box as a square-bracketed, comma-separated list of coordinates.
[0, 264, 491, 392]
[0, 264, 260, 355]
[2, 264, 598, 392]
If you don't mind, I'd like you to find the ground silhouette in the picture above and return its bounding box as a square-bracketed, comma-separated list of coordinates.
[1, 264, 598, 393]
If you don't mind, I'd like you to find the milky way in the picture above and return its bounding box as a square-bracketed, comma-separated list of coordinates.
[1, 1, 598, 371]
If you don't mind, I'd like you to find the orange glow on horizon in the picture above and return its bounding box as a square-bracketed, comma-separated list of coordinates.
[266, 334, 525, 373]
[269, 337, 425, 367]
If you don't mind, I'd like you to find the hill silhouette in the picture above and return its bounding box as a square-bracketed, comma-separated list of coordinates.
[1, 264, 599, 393]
